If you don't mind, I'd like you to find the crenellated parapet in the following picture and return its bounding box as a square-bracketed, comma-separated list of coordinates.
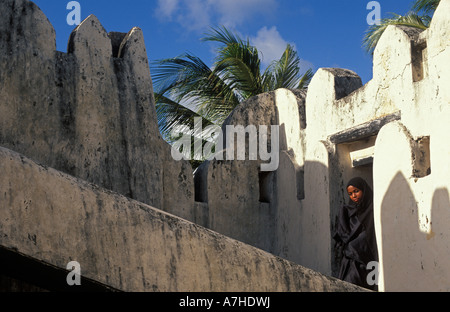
[1, 0, 450, 293]
[193, 0, 450, 289]
[0, 0, 194, 219]
[0, 0, 369, 292]
[301, 0, 450, 291]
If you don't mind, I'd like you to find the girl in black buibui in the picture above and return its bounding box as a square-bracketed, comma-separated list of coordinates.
[334, 177, 379, 290]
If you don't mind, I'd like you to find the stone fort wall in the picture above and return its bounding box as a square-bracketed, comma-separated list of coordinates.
[0, 0, 363, 291]
[195, 0, 450, 291]
[1, 0, 450, 292]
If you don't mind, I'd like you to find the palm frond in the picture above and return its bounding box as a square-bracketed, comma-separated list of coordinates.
[201, 25, 246, 47]
[151, 25, 312, 168]
[151, 53, 240, 125]
[154, 92, 214, 139]
[363, 12, 429, 54]
[297, 68, 314, 90]
[264, 44, 301, 90]
[203, 26, 263, 100]
[262, 44, 313, 91]
[412, 0, 440, 15]
[155, 92, 223, 166]
[213, 53, 262, 99]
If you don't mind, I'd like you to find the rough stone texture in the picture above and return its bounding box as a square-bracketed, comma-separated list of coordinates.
[372, 0, 450, 291]
[302, 0, 450, 290]
[2, 0, 450, 293]
[0, 0, 194, 220]
[0, 0, 368, 292]
[0, 146, 365, 292]
[195, 0, 450, 290]
[194, 89, 310, 266]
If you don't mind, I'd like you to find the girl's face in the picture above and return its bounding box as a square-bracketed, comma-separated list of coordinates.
[347, 185, 364, 204]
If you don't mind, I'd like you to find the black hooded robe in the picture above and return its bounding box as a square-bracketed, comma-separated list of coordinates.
[333, 177, 379, 290]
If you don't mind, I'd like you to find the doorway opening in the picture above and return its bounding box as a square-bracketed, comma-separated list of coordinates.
[327, 113, 402, 278]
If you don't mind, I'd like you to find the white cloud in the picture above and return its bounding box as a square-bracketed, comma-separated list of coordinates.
[181, 0, 213, 31]
[251, 26, 314, 73]
[155, 0, 179, 20]
[211, 0, 277, 28]
[155, 0, 212, 31]
[251, 26, 292, 67]
[298, 59, 315, 75]
[154, 1, 314, 73]
[155, 0, 277, 31]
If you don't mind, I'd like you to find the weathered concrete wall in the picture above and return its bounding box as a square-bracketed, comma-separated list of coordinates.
[373, 122, 442, 291]
[0, 0, 194, 220]
[0, 146, 365, 292]
[195, 89, 310, 266]
[372, 0, 450, 292]
[2, 0, 450, 293]
[301, 0, 450, 290]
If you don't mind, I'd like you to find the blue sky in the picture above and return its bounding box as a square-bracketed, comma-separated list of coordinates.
[32, 0, 415, 84]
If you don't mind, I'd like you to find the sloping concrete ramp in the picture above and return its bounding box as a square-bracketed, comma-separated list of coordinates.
[0, 146, 364, 292]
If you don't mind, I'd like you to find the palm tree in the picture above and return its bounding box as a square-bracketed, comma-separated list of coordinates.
[363, 0, 440, 54]
[152, 26, 313, 167]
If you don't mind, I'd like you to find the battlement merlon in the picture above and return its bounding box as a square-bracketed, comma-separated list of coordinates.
[0, 0, 194, 217]
[305, 0, 450, 145]
[0, 0, 55, 57]
[68, 14, 151, 63]
[1, 0, 152, 70]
